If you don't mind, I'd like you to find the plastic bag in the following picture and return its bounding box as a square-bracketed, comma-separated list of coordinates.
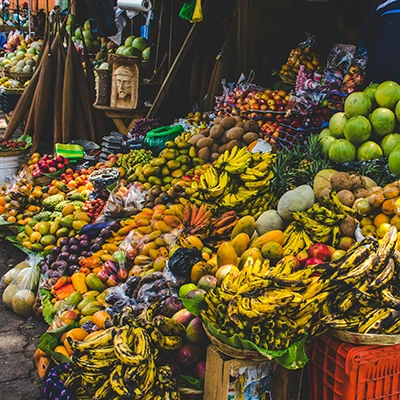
[2, 253, 42, 317]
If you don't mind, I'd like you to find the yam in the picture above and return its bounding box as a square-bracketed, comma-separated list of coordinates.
[220, 131, 229, 144]
[234, 121, 244, 128]
[330, 171, 353, 192]
[218, 144, 227, 153]
[210, 143, 219, 153]
[244, 120, 259, 133]
[198, 147, 211, 161]
[233, 116, 242, 122]
[353, 188, 368, 199]
[214, 116, 222, 125]
[339, 215, 358, 237]
[220, 116, 236, 130]
[210, 152, 220, 162]
[188, 134, 203, 146]
[242, 132, 260, 145]
[351, 173, 366, 190]
[209, 124, 225, 140]
[226, 140, 240, 151]
[201, 127, 210, 137]
[226, 127, 245, 141]
[197, 137, 214, 149]
[337, 190, 355, 207]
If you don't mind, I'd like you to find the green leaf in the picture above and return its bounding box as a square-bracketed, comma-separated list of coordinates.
[179, 375, 204, 391]
[40, 288, 54, 325]
[202, 319, 308, 370]
[181, 297, 206, 317]
[5, 235, 42, 257]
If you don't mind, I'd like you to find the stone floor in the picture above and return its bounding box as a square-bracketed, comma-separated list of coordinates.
[0, 239, 47, 400]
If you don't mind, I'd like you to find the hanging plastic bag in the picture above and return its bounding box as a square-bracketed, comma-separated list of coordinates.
[2, 253, 42, 317]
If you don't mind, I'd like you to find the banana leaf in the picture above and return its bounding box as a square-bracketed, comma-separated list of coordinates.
[40, 288, 54, 325]
[5, 235, 39, 257]
[203, 319, 308, 370]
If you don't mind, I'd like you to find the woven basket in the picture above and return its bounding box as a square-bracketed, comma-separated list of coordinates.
[204, 326, 268, 361]
[329, 329, 400, 346]
[178, 387, 204, 395]
[0, 149, 27, 157]
[33, 174, 53, 186]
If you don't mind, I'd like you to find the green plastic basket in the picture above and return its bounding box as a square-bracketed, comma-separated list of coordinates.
[144, 125, 184, 152]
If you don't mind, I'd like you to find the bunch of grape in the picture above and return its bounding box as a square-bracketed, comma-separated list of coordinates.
[128, 118, 162, 140]
[116, 149, 153, 170]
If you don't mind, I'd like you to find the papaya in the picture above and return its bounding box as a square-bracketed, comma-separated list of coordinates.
[60, 217, 74, 229]
[230, 216, 256, 240]
[24, 224, 34, 236]
[91, 310, 111, 329]
[85, 273, 105, 292]
[152, 157, 167, 166]
[72, 220, 88, 231]
[73, 212, 91, 223]
[102, 243, 119, 254]
[148, 176, 162, 186]
[79, 315, 93, 326]
[56, 227, 69, 237]
[77, 296, 96, 311]
[50, 220, 61, 235]
[152, 220, 171, 233]
[81, 301, 103, 316]
[159, 148, 179, 160]
[176, 155, 191, 164]
[217, 242, 238, 267]
[65, 291, 83, 307]
[40, 234, 56, 246]
[62, 204, 75, 216]
[141, 241, 158, 255]
[250, 230, 285, 249]
[30, 231, 42, 243]
[143, 166, 161, 178]
[239, 247, 263, 270]
[83, 290, 100, 298]
[36, 221, 51, 235]
[231, 233, 251, 257]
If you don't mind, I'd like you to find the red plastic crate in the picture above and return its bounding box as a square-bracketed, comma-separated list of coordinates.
[307, 334, 400, 400]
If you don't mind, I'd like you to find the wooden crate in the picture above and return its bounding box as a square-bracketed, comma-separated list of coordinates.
[204, 345, 304, 400]
[204, 345, 276, 400]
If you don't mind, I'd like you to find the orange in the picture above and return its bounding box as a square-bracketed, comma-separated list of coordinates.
[7, 216, 16, 223]
[0, 197, 5, 206]
[361, 224, 376, 237]
[391, 215, 400, 230]
[359, 216, 373, 228]
[373, 213, 390, 228]
[382, 199, 396, 216]
[0, 205, 6, 215]
[376, 222, 392, 239]
[261, 241, 284, 261]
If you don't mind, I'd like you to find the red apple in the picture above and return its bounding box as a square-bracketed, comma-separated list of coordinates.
[308, 243, 330, 261]
[64, 158, 70, 165]
[305, 257, 324, 267]
[296, 251, 309, 267]
[49, 159, 57, 167]
[55, 155, 65, 163]
[57, 163, 64, 170]
[48, 167, 57, 173]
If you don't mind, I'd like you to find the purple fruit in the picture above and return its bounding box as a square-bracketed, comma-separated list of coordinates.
[193, 360, 206, 380]
[66, 264, 79, 275]
[53, 260, 68, 273]
[161, 296, 184, 317]
[52, 246, 61, 255]
[186, 318, 207, 345]
[80, 240, 90, 249]
[61, 245, 70, 253]
[41, 264, 49, 274]
[80, 234, 90, 241]
[58, 252, 70, 261]
[87, 251, 93, 257]
[70, 245, 80, 254]
[68, 254, 79, 265]
[69, 237, 80, 246]
[59, 238, 69, 247]
[109, 221, 121, 231]
[177, 344, 201, 367]
[90, 243, 101, 252]
[94, 237, 105, 246]
[81, 251, 88, 257]
[186, 289, 206, 301]
[167, 360, 181, 375]
[100, 228, 112, 239]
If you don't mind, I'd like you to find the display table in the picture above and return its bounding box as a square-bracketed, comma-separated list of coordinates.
[92, 104, 148, 135]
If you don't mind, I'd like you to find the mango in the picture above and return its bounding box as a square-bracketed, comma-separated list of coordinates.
[161, 166, 170, 176]
[62, 204, 75, 216]
[152, 220, 171, 233]
[250, 230, 285, 249]
[44, 245, 56, 252]
[50, 220, 61, 235]
[24, 224, 34, 236]
[239, 247, 263, 269]
[30, 231, 42, 243]
[171, 169, 184, 179]
[73, 212, 91, 223]
[152, 157, 167, 166]
[77, 296, 96, 311]
[72, 220, 88, 231]
[40, 234, 56, 246]
[56, 227, 69, 237]
[68, 229, 76, 238]
[52, 300, 65, 315]
[60, 217, 74, 229]
[230, 216, 256, 240]
[217, 242, 238, 267]
[85, 273, 105, 292]
[83, 290, 100, 298]
[143, 166, 161, 178]
[231, 233, 251, 257]
[176, 155, 191, 164]
[16, 232, 29, 243]
[148, 176, 162, 186]
[166, 160, 181, 171]
[37, 221, 51, 235]
[159, 148, 179, 160]
[65, 291, 83, 307]
[81, 301, 103, 316]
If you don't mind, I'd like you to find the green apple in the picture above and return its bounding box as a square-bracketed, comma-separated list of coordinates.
[178, 283, 197, 299]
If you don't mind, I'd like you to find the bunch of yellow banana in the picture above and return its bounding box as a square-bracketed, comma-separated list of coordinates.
[282, 222, 313, 256]
[174, 131, 193, 145]
[214, 146, 253, 174]
[61, 305, 183, 399]
[240, 191, 278, 219]
[319, 225, 400, 334]
[201, 256, 330, 351]
[219, 186, 259, 208]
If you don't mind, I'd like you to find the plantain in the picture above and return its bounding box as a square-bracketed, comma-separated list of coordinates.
[373, 225, 398, 272]
[368, 258, 395, 290]
[358, 307, 394, 334]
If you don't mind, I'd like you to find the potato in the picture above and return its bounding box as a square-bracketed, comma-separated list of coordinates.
[197, 137, 214, 148]
[226, 127, 245, 140]
[234, 121, 244, 128]
[210, 142, 219, 153]
[330, 171, 353, 191]
[210, 152, 220, 161]
[351, 173, 366, 190]
[218, 144, 227, 153]
[220, 116, 236, 130]
[242, 132, 260, 145]
[214, 116, 222, 125]
[353, 188, 368, 199]
[233, 116, 242, 122]
[339, 215, 358, 237]
[201, 127, 210, 137]
[220, 131, 229, 144]
[188, 133, 203, 145]
[337, 189, 355, 207]
[198, 147, 211, 161]
[226, 140, 240, 151]
[209, 125, 225, 140]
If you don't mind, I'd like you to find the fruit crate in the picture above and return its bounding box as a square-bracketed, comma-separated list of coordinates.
[307, 333, 400, 400]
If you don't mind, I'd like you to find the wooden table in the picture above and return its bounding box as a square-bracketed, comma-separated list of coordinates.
[93, 104, 148, 135]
